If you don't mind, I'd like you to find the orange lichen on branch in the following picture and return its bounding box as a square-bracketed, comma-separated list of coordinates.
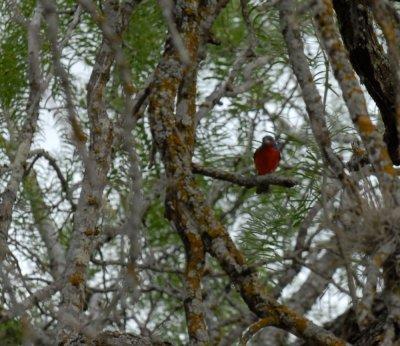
[84, 228, 98, 237]
[70, 116, 87, 143]
[357, 115, 375, 135]
[187, 313, 207, 336]
[186, 232, 204, 260]
[240, 276, 259, 297]
[86, 195, 99, 206]
[165, 190, 208, 342]
[380, 150, 396, 176]
[178, 220, 208, 342]
[68, 272, 84, 287]
[322, 0, 334, 15]
[160, 77, 179, 95]
[185, 31, 199, 54]
[168, 132, 183, 148]
[276, 305, 308, 333]
[343, 72, 357, 82]
[199, 206, 246, 265]
[123, 81, 136, 96]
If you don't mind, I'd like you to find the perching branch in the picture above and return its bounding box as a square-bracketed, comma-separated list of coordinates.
[192, 163, 298, 189]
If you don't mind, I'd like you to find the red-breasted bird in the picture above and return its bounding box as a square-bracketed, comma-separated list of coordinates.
[253, 135, 281, 192]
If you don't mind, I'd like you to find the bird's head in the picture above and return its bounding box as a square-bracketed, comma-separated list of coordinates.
[262, 135, 276, 147]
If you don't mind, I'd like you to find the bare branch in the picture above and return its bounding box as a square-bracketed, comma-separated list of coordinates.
[27, 149, 75, 209]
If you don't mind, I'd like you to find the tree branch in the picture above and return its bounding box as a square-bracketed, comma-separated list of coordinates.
[192, 163, 298, 189]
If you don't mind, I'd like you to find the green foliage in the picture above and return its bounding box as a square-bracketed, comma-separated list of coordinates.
[212, 0, 246, 50]
[0, 319, 23, 345]
[0, 20, 28, 109]
[124, 0, 166, 84]
[240, 189, 310, 263]
[146, 201, 180, 247]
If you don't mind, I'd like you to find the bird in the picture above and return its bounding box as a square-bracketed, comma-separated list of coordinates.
[253, 135, 281, 193]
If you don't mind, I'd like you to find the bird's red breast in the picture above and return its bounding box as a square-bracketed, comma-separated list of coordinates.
[253, 144, 281, 175]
